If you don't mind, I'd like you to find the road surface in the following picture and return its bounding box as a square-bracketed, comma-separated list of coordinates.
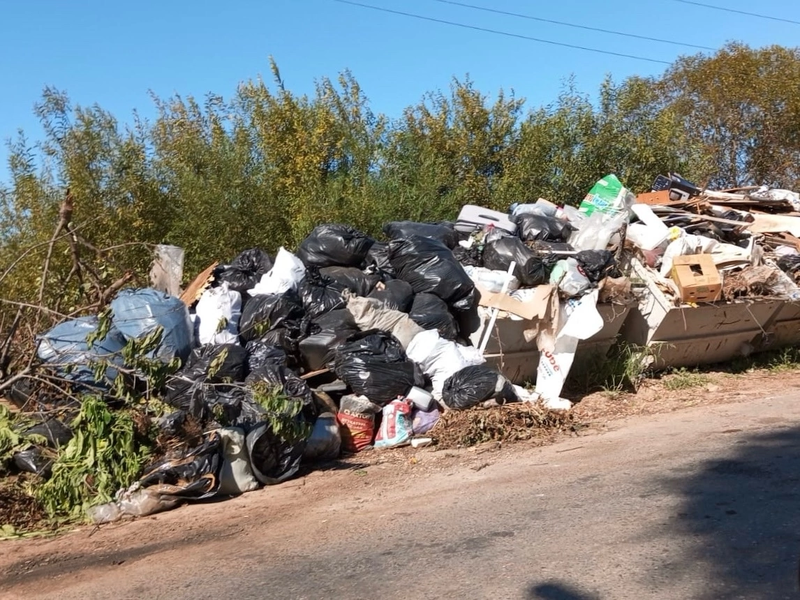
[2, 392, 800, 599]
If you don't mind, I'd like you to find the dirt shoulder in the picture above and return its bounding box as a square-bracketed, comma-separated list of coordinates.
[1, 364, 798, 593]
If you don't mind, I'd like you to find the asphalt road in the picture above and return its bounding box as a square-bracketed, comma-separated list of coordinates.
[4, 393, 800, 600]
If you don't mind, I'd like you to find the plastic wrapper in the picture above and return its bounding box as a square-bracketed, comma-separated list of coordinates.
[195, 283, 242, 346]
[368, 279, 414, 312]
[238, 290, 305, 344]
[569, 210, 627, 252]
[388, 235, 475, 306]
[110, 288, 194, 364]
[337, 394, 381, 453]
[36, 317, 127, 387]
[297, 224, 374, 268]
[409, 293, 458, 340]
[318, 266, 381, 297]
[334, 330, 423, 405]
[513, 213, 574, 243]
[483, 237, 552, 287]
[442, 365, 518, 410]
[245, 341, 288, 372]
[248, 247, 306, 296]
[299, 310, 360, 371]
[303, 412, 342, 461]
[213, 248, 273, 295]
[365, 241, 395, 276]
[383, 221, 458, 249]
[374, 399, 413, 449]
[218, 427, 260, 495]
[579, 174, 635, 216]
[298, 267, 347, 320]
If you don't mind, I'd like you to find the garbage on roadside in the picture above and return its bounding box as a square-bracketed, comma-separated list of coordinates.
[12, 170, 800, 526]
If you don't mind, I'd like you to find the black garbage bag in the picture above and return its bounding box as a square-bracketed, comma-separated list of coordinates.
[383, 221, 458, 249]
[297, 224, 375, 268]
[213, 248, 273, 295]
[298, 310, 360, 371]
[137, 432, 223, 499]
[245, 364, 317, 423]
[239, 290, 305, 343]
[576, 250, 617, 283]
[483, 237, 552, 287]
[442, 365, 518, 410]
[409, 293, 458, 340]
[778, 255, 800, 281]
[245, 340, 288, 372]
[334, 330, 423, 405]
[453, 244, 484, 268]
[246, 421, 308, 485]
[368, 279, 414, 312]
[23, 418, 73, 448]
[318, 266, 381, 297]
[513, 213, 574, 243]
[297, 267, 347, 320]
[164, 344, 248, 418]
[388, 235, 475, 306]
[365, 241, 395, 277]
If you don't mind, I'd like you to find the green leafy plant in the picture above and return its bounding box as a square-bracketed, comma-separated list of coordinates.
[248, 382, 311, 445]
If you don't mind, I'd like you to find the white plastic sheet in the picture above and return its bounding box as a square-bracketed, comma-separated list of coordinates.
[249, 247, 306, 296]
[195, 283, 242, 346]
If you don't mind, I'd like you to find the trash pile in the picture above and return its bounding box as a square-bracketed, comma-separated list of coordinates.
[7, 170, 800, 525]
[627, 173, 800, 304]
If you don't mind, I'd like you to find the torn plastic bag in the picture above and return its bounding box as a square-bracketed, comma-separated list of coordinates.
[299, 310, 360, 371]
[383, 221, 458, 249]
[550, 258, 592, 298]
[365, 241, 395, 276]
[318, 266, 381, 297]
[374, 399, 413, 449]
[13, 446, 54, 476]
[37, 317, 127, 388]
[406, 329, 485, 399]
[303, 412, 341, 461]
[88, 487, 183, 524]
[245, 340, 288, 372]
[238, 289, 305, 344]
[248, 247, 306, 296]
[483, 237, 552, 287]
[164, 344, 248, 417]
[411, 406, 440, 435]
[513, 213, 574, 243]
[110, 288, 194, 364]
[388, 235, 475, 306]
[575, 250, 617, 283]
[218, 427, 259, 495]
[298, 267, 347, 320]
[442, 365, 518, 410]
[297, 224, 375, 268]
[334, 330, 423, 405]
[137, 431, 224, 499]
[409, 293, 458, 340]
[570, 210, 627, 252]
[337, 394, 381, 453]
[368, 279, 414, 312]
[214, 248, 273, 294]
[195, 283, 242, 346]
[453, 244, 484, 268]
[246, 421, 308, 485]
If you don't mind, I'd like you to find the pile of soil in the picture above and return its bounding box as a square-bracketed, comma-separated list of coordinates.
[431, 403, 575, 449]
[0, 478, 51, 535]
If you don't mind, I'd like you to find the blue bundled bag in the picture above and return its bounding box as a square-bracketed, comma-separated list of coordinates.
[110, 288, 194, 364]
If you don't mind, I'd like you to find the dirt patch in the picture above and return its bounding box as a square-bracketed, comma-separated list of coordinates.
[432, 402, 575, 448]
[0, 478, 52, 537]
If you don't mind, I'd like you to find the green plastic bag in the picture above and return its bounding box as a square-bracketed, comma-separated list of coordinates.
[579, 174, 633, 216]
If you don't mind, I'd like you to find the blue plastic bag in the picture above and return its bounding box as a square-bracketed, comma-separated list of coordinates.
[110, 288, 194, 364]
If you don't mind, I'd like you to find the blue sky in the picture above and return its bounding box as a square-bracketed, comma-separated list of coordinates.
[1, 0, 798, 181]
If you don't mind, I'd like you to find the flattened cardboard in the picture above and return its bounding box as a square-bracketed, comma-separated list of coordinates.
[475, 284, 555, 321]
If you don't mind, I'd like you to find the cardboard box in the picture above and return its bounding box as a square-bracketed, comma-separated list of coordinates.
[670, 254, 722, 303]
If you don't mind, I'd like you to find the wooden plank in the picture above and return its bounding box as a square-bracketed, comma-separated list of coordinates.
[179, 262, 218, 307]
